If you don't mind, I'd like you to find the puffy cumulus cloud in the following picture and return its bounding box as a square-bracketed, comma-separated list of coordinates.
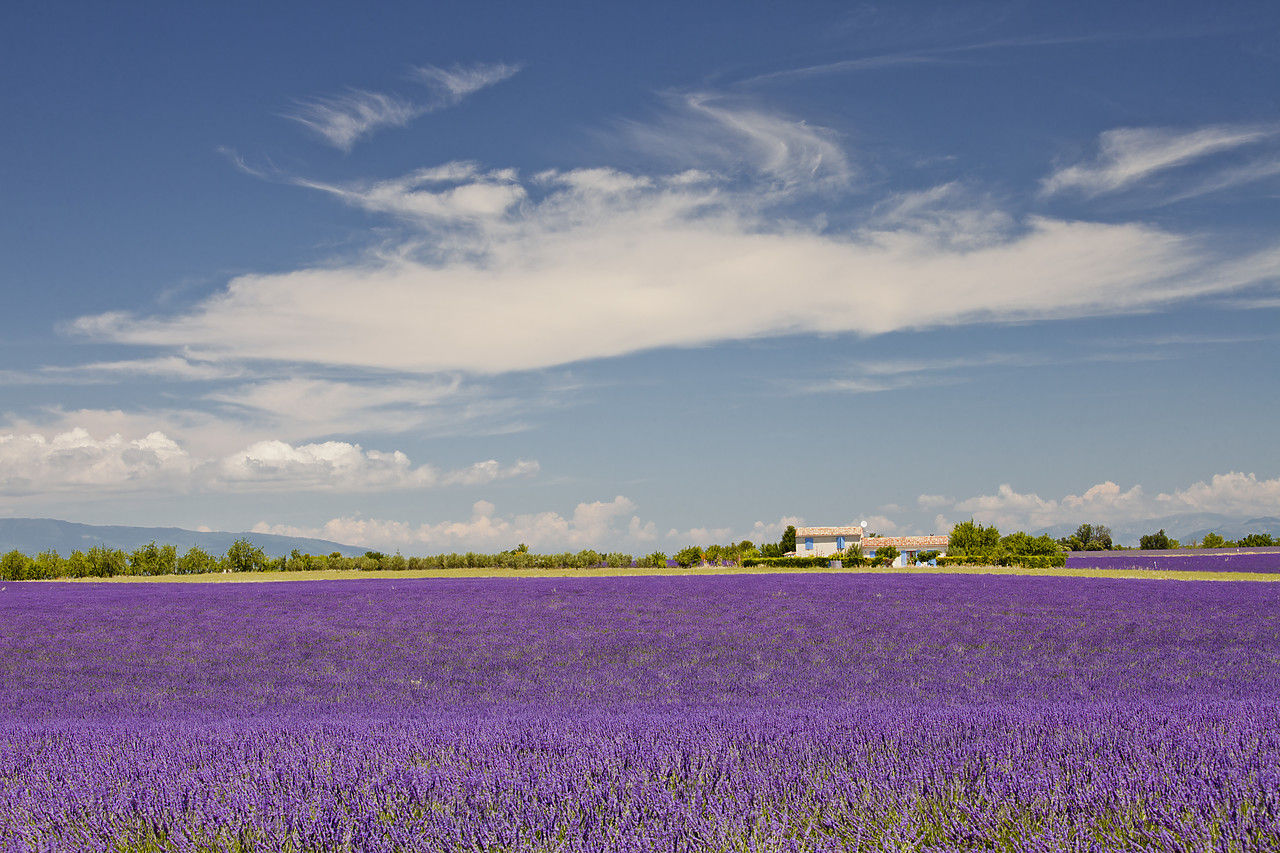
[948, 472, 1280, 530]
[219, 440, 537, 491]
[953, 481, 1143, 531]
[0, 427, 535, 497]
[748, 516, 805, 544]
[255, 495, 651, 552]
[1041, 124, 1279, 198]
[666, 525, 734, 544]
[862, 515, 901, 536]
[0, 428, 193, 495]
[1155, 471, 1280, 516]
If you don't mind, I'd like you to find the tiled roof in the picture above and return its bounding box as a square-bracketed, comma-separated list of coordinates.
[796, 526, 864, 537]
[861, 535, 949, 550]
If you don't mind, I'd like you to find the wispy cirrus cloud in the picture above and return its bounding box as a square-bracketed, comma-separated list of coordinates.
[1040, 124, 1279, 198]
[286, 61, 520, 151]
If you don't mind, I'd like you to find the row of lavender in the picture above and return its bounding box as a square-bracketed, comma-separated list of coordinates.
[1067, 545, 1280, 572]
[3, 574, 1279, 851]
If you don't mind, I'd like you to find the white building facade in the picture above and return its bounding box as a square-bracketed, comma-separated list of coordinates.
[795, 526, 865, 557]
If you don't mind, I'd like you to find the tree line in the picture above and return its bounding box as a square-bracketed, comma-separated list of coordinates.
[4, 520, 1272, 582]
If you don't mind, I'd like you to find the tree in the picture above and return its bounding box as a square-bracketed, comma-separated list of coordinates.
[949, 520, 1001, 555]
[780, 525, 796, 555]
[1239, 533, 1276, 547]
[874, 545, 899, 566]
[1200, 532, 1228, 549]
[1000, 531, 1060, 556]
[223, 537, 268, 573]
[178, 546, 219, 575]
[636, 551, 668, 568]
[1139, 529, 1172, 550]
[674, 546, 703, 568]
[1060, 523, 1113, 552]
[129, 541, 177, 576]
[1, 550, 33, 581]
[915, 550, 941, 566]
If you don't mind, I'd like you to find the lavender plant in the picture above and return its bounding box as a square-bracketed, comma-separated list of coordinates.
[1, 574, 1277, 851]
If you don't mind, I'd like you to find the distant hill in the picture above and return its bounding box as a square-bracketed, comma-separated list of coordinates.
[0, 518, 366, 558]
[1035, 514, 1280, 547]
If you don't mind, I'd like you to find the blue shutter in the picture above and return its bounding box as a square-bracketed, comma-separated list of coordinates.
[805, 537, 813, 550]
[837, 536, 845, 550]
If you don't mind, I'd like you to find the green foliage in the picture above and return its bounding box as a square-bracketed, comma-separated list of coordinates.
[741, 556, 838, 568]
[1200, 532, 1230, 549]
[1139, 529, 1172, 550]
[177, 546, 219, 575]
[1239, 533, 1276, 547]
[915, 550, 941, 565]
[1000, 532, 1061, 556]
[780, 525, 796, 554]
[86, 545, 127, 577]
[938, 553, 1067, 568]
[673, 546, 704, 568]
[1, 550, 32, 581]
[129, 541, 177, 576]
[949, 520, 1001, 555]
[223, 538, 268, 573]
[874, 545, 900, 565]
[1059, 523, 1113, 551]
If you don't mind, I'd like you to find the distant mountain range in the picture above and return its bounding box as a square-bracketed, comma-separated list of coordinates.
[1035, 514, 1280, 547]
[0, 518, 365, 558]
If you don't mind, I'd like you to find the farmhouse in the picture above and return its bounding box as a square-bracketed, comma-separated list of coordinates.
[795, 526, 865, 557]
[861, 535, 950, 567]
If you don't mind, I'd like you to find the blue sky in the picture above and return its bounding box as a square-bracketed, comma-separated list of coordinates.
[2, 0, 1278, 552]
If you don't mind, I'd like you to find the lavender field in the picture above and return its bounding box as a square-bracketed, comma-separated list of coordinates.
[1067, 546, 1280, 573]
[2, 574, 1279, 851]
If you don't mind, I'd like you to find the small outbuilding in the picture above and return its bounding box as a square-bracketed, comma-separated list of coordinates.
[860, 535, 950, 567]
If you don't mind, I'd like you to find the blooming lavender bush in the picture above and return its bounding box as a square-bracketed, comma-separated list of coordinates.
[1066, 547, 1280, 572]
[1, 574, 1278, 851]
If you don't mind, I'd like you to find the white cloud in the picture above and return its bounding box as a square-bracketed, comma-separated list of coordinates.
[862, 514, 900, 535]
[219, 439, 536, 491]
[206, 376, 468, 436]
[948, 472, 1280, 530]
[71, 185, 1274, 375]
[287, 89, 424, 151]
[748, 515, 805, 544]
[0, 427, 535, 497]
[0, 357, 243, 386]
[0, 428, 193, 495]
[256, 495, 648, 552]
[666, 525, 734, 544]
[1155, 471, 1280, 516]
[286, 62, 520, 151]
[1041, 124, 1278, 197]
[615, 92, 851, 190]
[412, 62, 521, 103]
